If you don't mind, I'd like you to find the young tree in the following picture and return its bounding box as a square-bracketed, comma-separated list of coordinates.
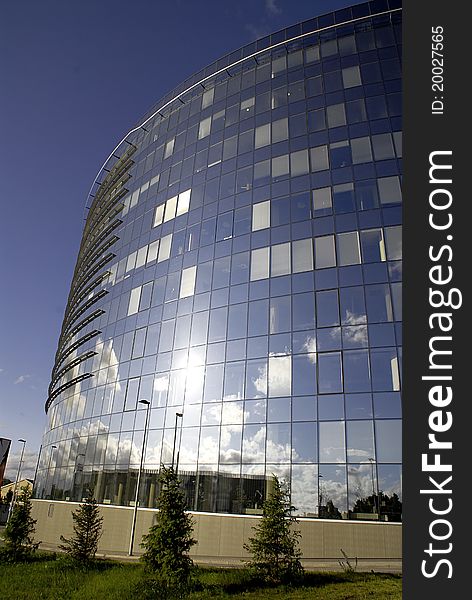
[59, 489, 103, 564]
[2, 486, 40, 562]
[244, 475, 304, 585]
[141, 466, 196, 590]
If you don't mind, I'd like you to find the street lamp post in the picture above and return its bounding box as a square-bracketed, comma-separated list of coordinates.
[44, 445, 57, 499]
[75, 453, 86, 500]
[7, 438, 27, 521]
[32, 443, 42, 496]
[318, 474, 323, 518]
[171, 412, 183, 470]
[128, 399, 151, 556]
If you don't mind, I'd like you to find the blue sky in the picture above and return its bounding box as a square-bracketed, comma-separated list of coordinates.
[0, 0, 351, 481]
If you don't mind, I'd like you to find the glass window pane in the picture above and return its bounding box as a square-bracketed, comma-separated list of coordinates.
[316, 290, 339, 327]
[272, 117, 288, 142]
[198, 116, 212, 139]
[342, 65, 361, 88]
[333, 183, 355, 213]
[373, 392, 401, 419]
[337, 232, 361, 266]
[292, 422, 317, 462]
[176, 189, 191, 216]
[223, 362, 245, 401]
[319, 421, 345, 462]
[365, 284, 393, 322]
[246, 359, 267, 398]
[164, 195, 177, 222]
[227, 303, 248, 340]
[248, 299, 268, 337]
[153, 203, 165, 227]
[318, 352, 343, 394]
[272, 155, 289, 180]
[290, 149, 309, 176]
[180, 266, 196, 298]
[268, 397, 290, 423]
[351, 137, 373, 164]
[346, 98, 367, 123]
[292, 239, 313, 273]
[372, 133, 395, 160]
[343, 350, 371, 392]
[203, 364, 224, 403]
[346, 420, 375, 463]
[128, 286, 141, 316]
[251, 247, 270, 280]
[326, 103, 346, 128]
[268, 355, 291, 397]
[370, 348, 400, 391]
[313, 187, 332, 216]
[393, 131, 402, 157]
[308, 108, 326, 132]
[378, 176, 402, 205]
[385, 226, 402, 260]
[318, 394, 344, 420]
[164, 138, 174, 158]
[252, 200, 270, 231]
[376, 420, 402, 462]
[255, 123, 271, 148]
[310, 145, 329, 172]
[242, 424, 265, 463]
[147, 240, 159, 264]
[340, 287, 367, 325]
[198, 426, 219, 464]
[361, 229, 386, 263]
[292, 354, 317, 396]
[266, 423, 291, 463]
[271, 243, 291, 277]
[315, 235, 336, 268]
[292, 292, 316, 331]
[270, 296, 291, 334]
[356, 180, 379, 210]
[157, 234, 172, 262]
[208, 307, 227, 343]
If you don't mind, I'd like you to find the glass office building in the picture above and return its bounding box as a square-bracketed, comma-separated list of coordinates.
[35, 0, 402, 521]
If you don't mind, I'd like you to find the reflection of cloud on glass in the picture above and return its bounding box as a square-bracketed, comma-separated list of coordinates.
[154, 375, 169, 392]
[302, 336, 317, 356]
[222, 402, 244, 425]
[343, 326, 368, 345]
[348, 464, 373, 505]
[268, 354, 291, 396]
[219, 424, 243, 464]
[343, 309, 366, 325]
[291, 465, 317, 515]
[252, 363, 268, 396]
[243, 427, 266, 463]
[347, 448, 372, 461]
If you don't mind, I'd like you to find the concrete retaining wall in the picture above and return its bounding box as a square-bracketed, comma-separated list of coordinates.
[31, 499, 401, 564]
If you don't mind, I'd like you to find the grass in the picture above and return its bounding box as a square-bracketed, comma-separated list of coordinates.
[0, 555, 402, 600]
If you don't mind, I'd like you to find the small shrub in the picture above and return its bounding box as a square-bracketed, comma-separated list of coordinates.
[58, 489, 103, 565]
[244, 475, 303, 585]
[338, 548, 358, 573]
[1, 486, 40, 562]
[141, 466, 196, 593]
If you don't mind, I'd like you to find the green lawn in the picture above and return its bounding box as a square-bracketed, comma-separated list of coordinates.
[0, 556, 402, 600]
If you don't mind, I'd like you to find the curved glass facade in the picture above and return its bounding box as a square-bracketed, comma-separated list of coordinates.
[35, 0, 402, 521]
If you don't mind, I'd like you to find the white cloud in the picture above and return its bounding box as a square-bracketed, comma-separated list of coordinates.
[14, 374, 31, 385]
[4, 449, 38, 482]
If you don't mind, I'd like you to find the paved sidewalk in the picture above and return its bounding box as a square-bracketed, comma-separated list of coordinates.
[38, 541, 401, 574]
